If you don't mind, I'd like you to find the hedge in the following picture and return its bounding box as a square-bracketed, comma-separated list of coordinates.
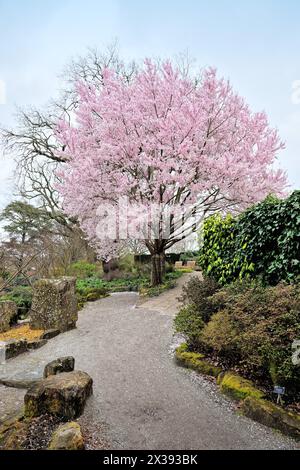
[199, 191, 300, 285]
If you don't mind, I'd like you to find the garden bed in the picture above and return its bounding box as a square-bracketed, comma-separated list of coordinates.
[175, 343, 300, 440]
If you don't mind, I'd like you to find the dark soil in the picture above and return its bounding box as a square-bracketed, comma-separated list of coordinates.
[22, 414, 63, 450]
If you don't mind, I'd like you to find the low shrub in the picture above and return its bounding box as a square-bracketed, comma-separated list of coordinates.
[76, 285, 109, 309]
[179, 251, 199, 263]
[68, 261, 97, 279]
[179, 275, 219, 323]
[174, 304, 205, 348]
[175, 277, 300, 401]
[1, 286, 33, 320]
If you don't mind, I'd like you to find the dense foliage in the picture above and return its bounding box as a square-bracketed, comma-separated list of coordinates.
[1, 286, 33, 319]
[175, 276, 300, 400]
[68, 261, 98, 279]
[199, 191, 300, 285]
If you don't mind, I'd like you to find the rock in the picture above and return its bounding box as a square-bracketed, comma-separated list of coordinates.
[24, 371, 93, 419]
[0, 378, 39, 389]
[242, 396, 300, 440]
[175, 343, 222, 378]
[218, 372, 265, 401]
[5, 339, 28, 360]
[27, 339, 47, 350]
[0, 301, 17, 333]
[30, 277, 78, 332]
[48, 422, 84, 450]
[41, 329, 60, 340]
[44, 356, 75, 378]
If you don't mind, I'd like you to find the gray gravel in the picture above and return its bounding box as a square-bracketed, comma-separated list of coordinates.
[0, 279, 298, 449]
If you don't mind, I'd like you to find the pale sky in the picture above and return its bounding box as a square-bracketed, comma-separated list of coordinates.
[0, 0, 300, 210]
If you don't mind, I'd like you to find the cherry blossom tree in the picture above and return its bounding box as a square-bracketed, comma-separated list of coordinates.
[55, 60, 287, 285]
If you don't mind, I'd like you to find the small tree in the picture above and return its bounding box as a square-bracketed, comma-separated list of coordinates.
[0, 201, 48, 244]
[55, 60, 287, 286]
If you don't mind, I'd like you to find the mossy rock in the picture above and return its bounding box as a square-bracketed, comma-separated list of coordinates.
[49, 421, 84, 450]
[218, 372, 265, 401]
[242, 397, 300, 440]
[24, 371, 93, 419]
[175, 343, 222, 378]
[0, 409, 27, 450]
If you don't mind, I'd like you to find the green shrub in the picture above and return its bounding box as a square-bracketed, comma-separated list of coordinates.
[179, 251, 198, 263]
[174, 305, 205, 348]
[119, 254, 135, 273]
[199, 213, 253, 284]
[68, 261, 97, 279]
[235, 191, 300, 285]
[1, 286, 33, 319]
[76, 285, 109, 309]
[200, 281, 300, 397]
[199, 191, 300, 286]
[179, 275, 219, 323]
[175, 277, 300, 400]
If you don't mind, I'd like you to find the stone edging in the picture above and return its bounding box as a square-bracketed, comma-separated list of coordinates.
[175, 343, 300, 440]
[0, 329, 60, 362]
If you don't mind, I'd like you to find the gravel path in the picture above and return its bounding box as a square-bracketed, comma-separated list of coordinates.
[0, 275, 298, 449]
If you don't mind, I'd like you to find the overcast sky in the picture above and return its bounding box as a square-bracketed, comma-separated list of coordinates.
[0, 0, 300, 211]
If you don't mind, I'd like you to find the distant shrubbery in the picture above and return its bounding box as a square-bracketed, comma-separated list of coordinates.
[76, 271, 183, 307]
[175, 276, 300, 400]
[199, 191, 300, 285]
[1, 286, 33, 319]
[68, 260, 98, 279]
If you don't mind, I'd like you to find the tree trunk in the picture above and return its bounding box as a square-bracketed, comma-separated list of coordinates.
[151, 252, 166, 286]
[102, 258, 120, 281]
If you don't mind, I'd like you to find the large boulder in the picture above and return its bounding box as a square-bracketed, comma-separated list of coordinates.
[24, 371, 93, 419]
[49, 422, 84, 450]
[44, 356, 75, 378]
[30, 277, 78, 332]
[0, 301, 17, 333]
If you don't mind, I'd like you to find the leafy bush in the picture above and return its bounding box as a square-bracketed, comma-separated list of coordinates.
[235, 192, 300, 285]
[174, 304, 205, 347]
[199, 191, 300, 285]
[68, 261, 97, 279]
[179, 275, 219, 323]
[1, 286, 33, 319]
[77, 286, 109, 309]
[176, 277, 300, 399]
[179, 251, 199, 263]
[199, 213, 252, 284]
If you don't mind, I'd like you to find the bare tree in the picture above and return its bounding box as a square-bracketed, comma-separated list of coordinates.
[1, 43, 136, 231]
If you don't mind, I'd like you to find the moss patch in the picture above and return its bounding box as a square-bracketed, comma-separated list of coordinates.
[0, 409, 27, 450]
[175, 343, 222, 378]
[218, 372, 265, 401]
[0, 324, 44, 342]
[242, 397, 300, 440]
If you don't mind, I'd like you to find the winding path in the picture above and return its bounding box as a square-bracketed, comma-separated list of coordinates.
[0, 275, 298, 450]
